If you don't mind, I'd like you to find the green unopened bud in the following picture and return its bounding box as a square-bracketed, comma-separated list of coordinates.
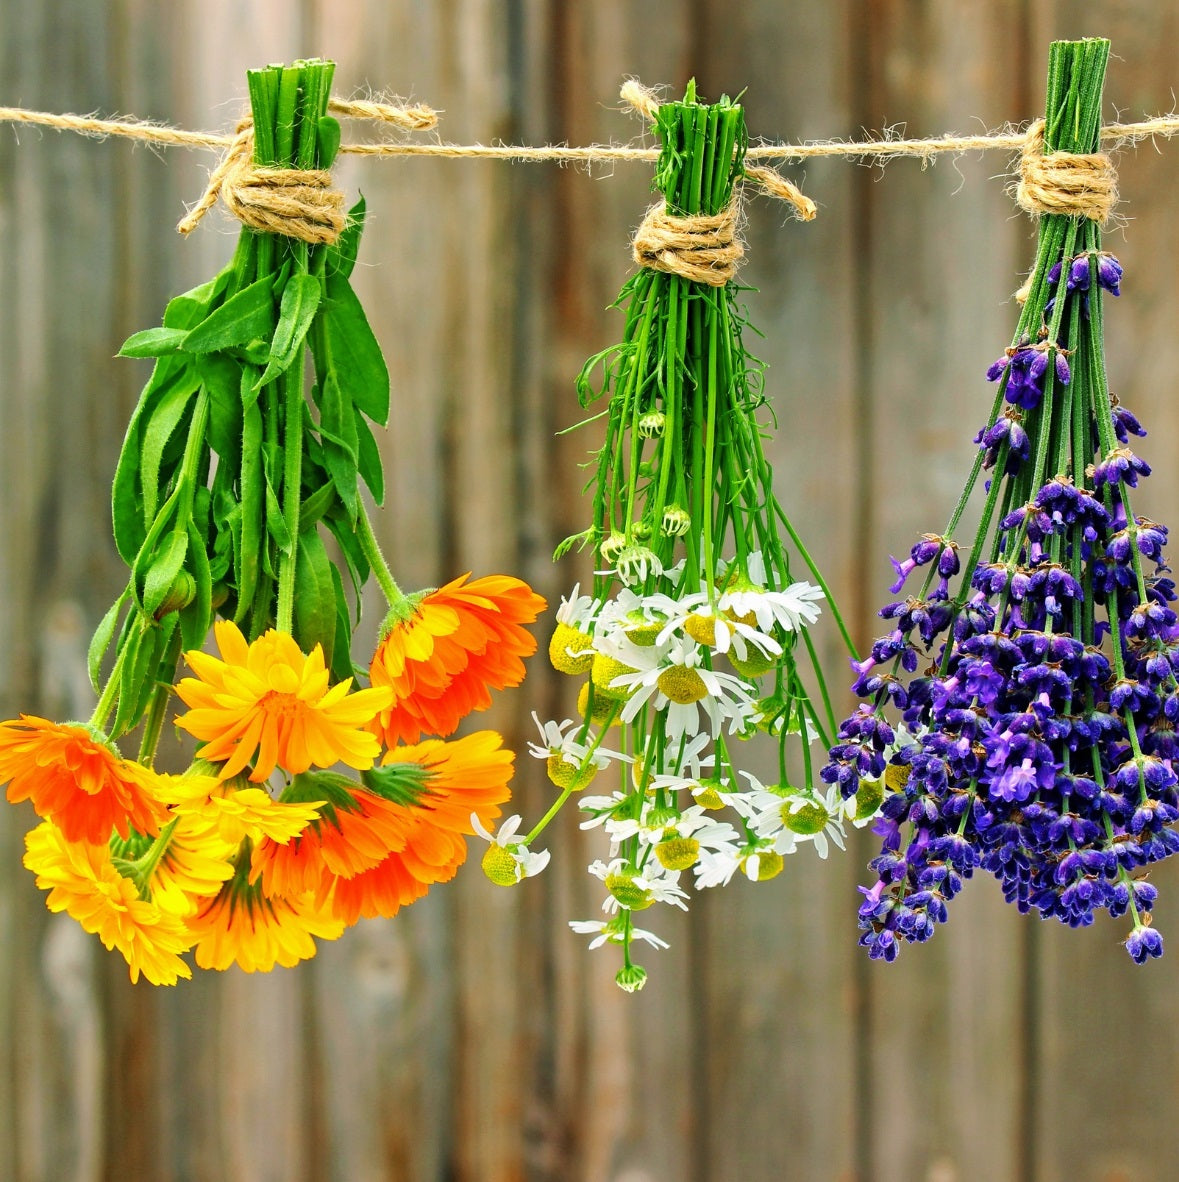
[154, 571, 196, 619]
[599, 531, 627, 564]
[482, 844, 522, 886]
[631, 519, 653, 541]
[660, 505, 691, 537]
[615, 964, 648, 993]
[637, 411, 666, 438]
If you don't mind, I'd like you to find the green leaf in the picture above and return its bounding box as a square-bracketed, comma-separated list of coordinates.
[254, 272, 322, 389]
[119, 327, 189, 358]
[320, 274, 390, 424]
[181, 276, 276, 354]
[354, 407, 385, 504]
[140, 378, 199, 524]
[142, 530, 189, 618]
[163, 268, 231, 330]
[327, 196, 365, 279]
[328, 563, 354, 682]
[265, 472, 293, 556]
[112, 623, 154, 738]
[88, 590, 128, 693]
[112, 357, 194, 564]
[293, 528, 336, 665]
[299, 482, 338, 530]
[181, 519, 213, 653]
[234, 401, 264, 624]
[317, 370, 360, 520]
[197, 353, 244, 467]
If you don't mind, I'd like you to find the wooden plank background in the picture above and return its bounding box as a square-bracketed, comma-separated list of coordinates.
[1, 2, 1178, 1179]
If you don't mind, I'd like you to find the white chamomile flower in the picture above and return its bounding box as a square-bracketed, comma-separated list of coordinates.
[529, 713, 613, 791]
[472, 814, 550, 886]
[739, 774, 846, 860]
[718, 577, 825, 636]
[588, 857, 690, 913]
[569, 916, 670, 951]
[653, 590, 782, 664]
[611, 637, 759, 740]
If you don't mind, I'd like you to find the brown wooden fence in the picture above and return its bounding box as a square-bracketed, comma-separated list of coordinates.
[2, 2, 1179, 1179]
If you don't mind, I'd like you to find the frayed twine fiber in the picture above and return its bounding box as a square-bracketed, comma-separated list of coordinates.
[621, 79, 815, 286]
[1015, 118, 1118, 225]
[177, 96, 438, 240]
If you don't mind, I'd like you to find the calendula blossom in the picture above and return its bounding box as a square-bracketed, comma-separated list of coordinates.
[174, 620, 392, 782]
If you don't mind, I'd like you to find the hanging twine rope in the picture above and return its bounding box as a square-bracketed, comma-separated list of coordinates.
[1015, 118, 1119, 223]
[621, 79, 815, 287]
[176, 96, 438, 240]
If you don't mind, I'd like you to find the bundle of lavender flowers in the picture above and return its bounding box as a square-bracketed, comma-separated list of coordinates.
[825, 38, 1177, 964]
[474, 83, 854, 990]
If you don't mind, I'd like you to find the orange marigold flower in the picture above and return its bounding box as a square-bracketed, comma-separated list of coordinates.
[0, 716, 168, 845]
[330, 730, 514, 923]
[189, 849, 345, 973]
[174, 620, 393, 782]
[24, 821, 193, 986]
[250, 776, 416, 898]
[369, 574, 546, 745]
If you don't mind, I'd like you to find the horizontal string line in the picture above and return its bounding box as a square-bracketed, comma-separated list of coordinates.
[2, 104, 1179, 163]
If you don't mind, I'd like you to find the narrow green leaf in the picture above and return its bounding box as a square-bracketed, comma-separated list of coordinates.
[354, 408, 385, 504]
[317, 115, 341, 168]
[181, 519, 213, 653]
[293, 528, 336, 665]
[119, 327, 189, 358]
[254, 272, 322, 389]
[140, 378, 199, 524]
[299, 481, 338, 530]
[265, 472, 293, 556]
[321, 275, 390, 424]
[112, 623, 153, 738]
[234, 400, 264, 624]
[88, 590, 128, 694]
[327, 196, 365, 279]
[142, 531, 190, 619]
[163, 268, 231, 330]
[328, 563, 354, 682]
[181, 275, 276, 354]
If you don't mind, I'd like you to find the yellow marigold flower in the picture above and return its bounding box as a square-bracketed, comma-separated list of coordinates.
[189, 850, 345, 972]
[24, 821, 192, 986]
[157, 772, 321, 846]
[174, 621, 393, 782]
[141, 814, 236, 918]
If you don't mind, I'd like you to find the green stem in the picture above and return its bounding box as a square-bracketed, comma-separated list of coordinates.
[356, 502, 407, 611]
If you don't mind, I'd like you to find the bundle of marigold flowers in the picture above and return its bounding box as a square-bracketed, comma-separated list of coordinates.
[477, 82, 855, 992]
[825, 38, 1178, 964]
[5, 59, 544, 983]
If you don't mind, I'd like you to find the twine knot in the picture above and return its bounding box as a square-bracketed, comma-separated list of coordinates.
[632, 201, 743, 286]
[178, 118, 346, 241]
[1016, 118, 1118, 224]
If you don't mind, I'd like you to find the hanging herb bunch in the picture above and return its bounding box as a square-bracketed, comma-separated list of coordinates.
[477, 81, 856, 992]
[4, 59, 545, 984]
[826, 38, 1179, 964]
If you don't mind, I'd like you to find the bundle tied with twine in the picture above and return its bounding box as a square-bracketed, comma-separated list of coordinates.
[177, 96, 438, 241]
[1012, 116, 1119, 303]
[621, 79, 817, 288]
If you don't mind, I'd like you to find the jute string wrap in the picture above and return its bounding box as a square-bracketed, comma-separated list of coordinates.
[177, 96, 438, 240]
[620, 79, 816, 287]
[1015, 117, 1119, 224]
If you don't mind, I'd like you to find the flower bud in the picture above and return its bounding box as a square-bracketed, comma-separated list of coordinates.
[154, 571, 196, 619]
[615, 964, 648, 992]
[637, 411, 666, 438]
[660, 505, 691, 537]
[599, 531, 628, 564]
